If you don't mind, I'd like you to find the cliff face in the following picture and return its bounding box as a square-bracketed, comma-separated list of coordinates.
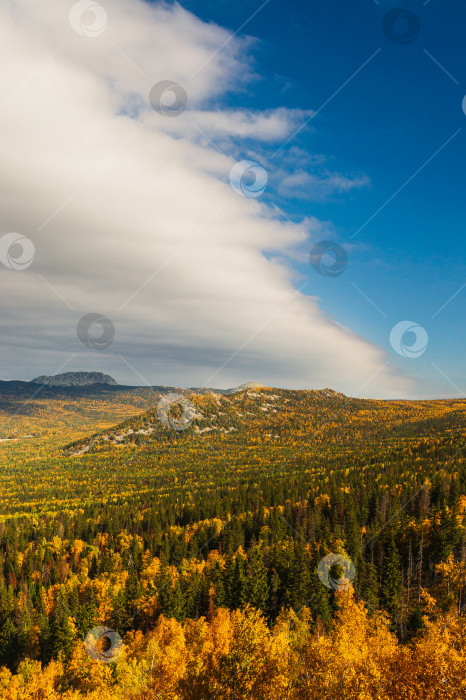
[30, 371, 118, 387]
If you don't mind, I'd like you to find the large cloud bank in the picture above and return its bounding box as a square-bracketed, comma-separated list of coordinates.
[0, 0, 413, 397]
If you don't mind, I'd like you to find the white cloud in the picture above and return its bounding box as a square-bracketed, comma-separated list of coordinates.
[279, 170, 371, 201]
[174, 108, 315, 142]
[0, 0, 414, 398]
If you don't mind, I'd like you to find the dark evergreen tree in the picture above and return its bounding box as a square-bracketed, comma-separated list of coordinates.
[382, 536, 402, 620]
[244, 547, 269, 611]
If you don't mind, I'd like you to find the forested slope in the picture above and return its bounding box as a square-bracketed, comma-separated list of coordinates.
[0, 387, 465, 698]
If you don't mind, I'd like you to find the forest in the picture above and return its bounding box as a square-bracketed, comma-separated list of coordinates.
[0, 386, 465, 698]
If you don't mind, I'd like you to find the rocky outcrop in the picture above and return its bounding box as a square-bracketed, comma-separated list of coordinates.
[30, 372, 118, 387]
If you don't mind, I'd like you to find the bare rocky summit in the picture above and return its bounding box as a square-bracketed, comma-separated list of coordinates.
[30, 371, 118, 387]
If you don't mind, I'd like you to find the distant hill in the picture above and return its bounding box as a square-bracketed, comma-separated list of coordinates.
[64, 385, 465, 457]
[30, 371, 118, 387]
[224, 382, 264, 394]
[22, 373, 266, 393]
[0, 375, 269, 428]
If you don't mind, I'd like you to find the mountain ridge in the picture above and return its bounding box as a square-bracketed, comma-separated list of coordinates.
[30, 371, 118, 387]
[63, 384, 466, 459]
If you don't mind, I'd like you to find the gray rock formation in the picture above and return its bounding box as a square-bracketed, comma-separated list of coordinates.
[30, 371, 118, 387]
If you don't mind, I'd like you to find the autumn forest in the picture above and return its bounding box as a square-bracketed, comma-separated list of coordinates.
[0, 382, 466, 698]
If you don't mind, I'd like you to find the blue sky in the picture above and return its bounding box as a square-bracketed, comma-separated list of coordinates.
[175, 0, 466, 397]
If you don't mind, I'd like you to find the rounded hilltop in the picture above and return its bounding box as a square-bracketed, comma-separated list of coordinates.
[224, 382, 264, 394]
[30, 371, 118, 387]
